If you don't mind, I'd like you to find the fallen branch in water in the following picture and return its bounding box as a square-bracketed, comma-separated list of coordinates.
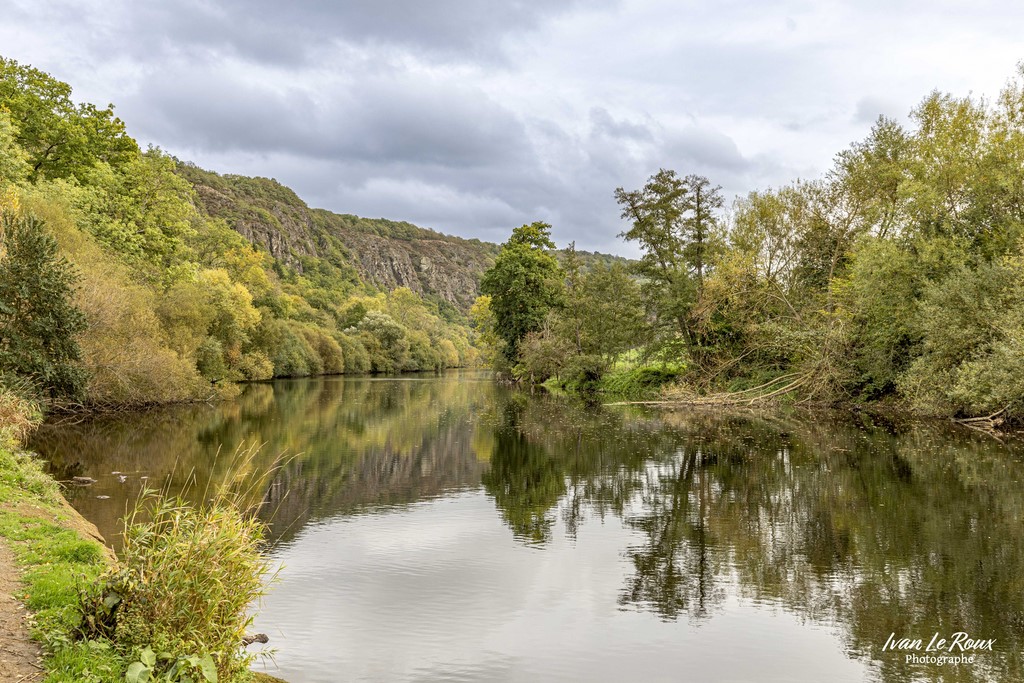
[606, 374, 809, 407]
[953, 407, 1008, 437]
[954, 407, 1007, 425]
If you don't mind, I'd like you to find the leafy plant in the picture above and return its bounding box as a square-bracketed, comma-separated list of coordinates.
[79, 490, 270, 682]
[126, 647, 218, 683]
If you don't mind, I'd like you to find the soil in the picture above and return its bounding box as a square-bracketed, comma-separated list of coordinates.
[0, 497, 111, 683]
[0, 541, 43, 682]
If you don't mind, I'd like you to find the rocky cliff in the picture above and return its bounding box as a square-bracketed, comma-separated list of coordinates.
[177, 163, 630, 312]
[178, 163, 498, 311]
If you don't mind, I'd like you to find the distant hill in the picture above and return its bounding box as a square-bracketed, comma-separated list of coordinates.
[177, 163, 632, 311]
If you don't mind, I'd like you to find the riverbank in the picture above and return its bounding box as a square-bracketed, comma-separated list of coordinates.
[1, 392, 288, 682]
[0, 414, 116, 681]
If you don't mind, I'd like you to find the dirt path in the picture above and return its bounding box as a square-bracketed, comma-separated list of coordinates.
[0, 541, 43, 682]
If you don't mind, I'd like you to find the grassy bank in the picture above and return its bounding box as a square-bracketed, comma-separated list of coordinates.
[0, 395, 119, 681]
[0, 391, 280, 682]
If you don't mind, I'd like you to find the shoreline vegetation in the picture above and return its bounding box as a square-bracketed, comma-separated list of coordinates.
[0, 54, 486, 420]
[475, 67, 1024, 429]
[4, 54, 1022, 428]
[0, 394, 289, 682]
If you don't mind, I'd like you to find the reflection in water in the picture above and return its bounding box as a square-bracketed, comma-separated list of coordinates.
[30, 373, 1024, 683]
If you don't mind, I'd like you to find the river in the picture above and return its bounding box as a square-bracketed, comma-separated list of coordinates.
[29, 371, 1024, 682]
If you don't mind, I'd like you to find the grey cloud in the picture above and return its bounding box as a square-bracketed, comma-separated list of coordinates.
[589, 108, 653, 141]
[119, 0, 607, 65]
[125, 68, 531, 171]
[663, 128, 750, 173]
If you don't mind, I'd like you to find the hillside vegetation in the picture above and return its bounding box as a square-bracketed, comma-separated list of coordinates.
[0, 56, 493, 409]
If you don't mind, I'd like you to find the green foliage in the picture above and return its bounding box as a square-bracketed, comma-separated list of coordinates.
[512, 247, 647, 389]
[356, 310, 410, 373]
[258, 318, 321, 377]
[898, 254, 1024, 416]
[79, 492, 267, 682]
[336, 332, 371, 374]
[480, 222, 562, 361]
[0, 211, 87, 400]
[600, 363, 686, 398]
[125, 647, 219, 683]
[614, 170, 724, 344]
[0, 110, 30, 184]
[0, 56, 138, 183]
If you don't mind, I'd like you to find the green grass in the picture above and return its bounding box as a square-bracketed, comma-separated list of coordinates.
[0, 396, 281, 682]
[599, 362, 686, 399]
[0, 442, 119, 682]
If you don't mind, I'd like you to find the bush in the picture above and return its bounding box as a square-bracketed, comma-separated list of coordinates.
[0, 384, 41, 446]
[600, 363, 685, 398]
[561, 354, 606, 394]
[336, 333, 370, 374]
[80, 493, 269, 682]
[0, 211, 87, 400]
[237, 350, 274, 381]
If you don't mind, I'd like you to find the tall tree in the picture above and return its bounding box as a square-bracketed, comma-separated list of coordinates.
[0, 211, 87, 399]
[615, 170, 723, 348]
[480, 222, 562, 362]
[681, 174, 724, 288]
[615, 169, 692, 339]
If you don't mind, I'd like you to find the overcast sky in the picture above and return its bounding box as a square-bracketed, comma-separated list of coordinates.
[3, 1, 1023, 253]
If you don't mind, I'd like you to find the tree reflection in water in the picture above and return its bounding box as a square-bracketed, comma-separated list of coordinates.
[485, 396, 1024, 682]
[31, 376, 1024, 683]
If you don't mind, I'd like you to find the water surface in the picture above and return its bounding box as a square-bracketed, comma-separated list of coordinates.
[31, 372, 1024, 682]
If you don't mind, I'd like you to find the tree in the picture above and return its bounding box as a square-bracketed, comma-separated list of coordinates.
[480, 222, 563, 362]
[615, 169, 724, 354]
[578, 262, 647, 364]
[0, 111, 29, 185]
[0, 211, 87, 399]
[681, 174, 725, 288]
[469, 295, 503, 365]
[0, 57, 138, 182]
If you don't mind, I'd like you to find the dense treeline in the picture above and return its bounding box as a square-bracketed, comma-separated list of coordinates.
[0, 57, 479, 409]
[481, 67, 1024, 421]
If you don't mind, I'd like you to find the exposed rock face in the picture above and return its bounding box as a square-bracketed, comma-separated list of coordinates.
[179, 164, 498, 310]
[193, 183, 321, 269]
[332, 229, 494, 310]
[178, 164, 631, 312]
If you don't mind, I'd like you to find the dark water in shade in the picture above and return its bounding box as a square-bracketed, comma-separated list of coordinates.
[29, 371, 1024, 683]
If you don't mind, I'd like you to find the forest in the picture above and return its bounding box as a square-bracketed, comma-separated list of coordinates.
[5, 54, 1024, 424]
[479, 67, 1024, 422]
[0, 57, 481, 410]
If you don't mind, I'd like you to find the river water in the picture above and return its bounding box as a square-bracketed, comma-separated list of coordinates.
[29, 371, 1024, 682]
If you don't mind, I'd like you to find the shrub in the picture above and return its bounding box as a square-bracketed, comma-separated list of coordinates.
[600, 363, 685, 398]
[0, 383, 41, 446]
[560, 354, 606, 394]
[80, 493, 269, 682]
[237, 350, 274, 381]
[336, 332, 370, 374]
[0, 211, 87, 400]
